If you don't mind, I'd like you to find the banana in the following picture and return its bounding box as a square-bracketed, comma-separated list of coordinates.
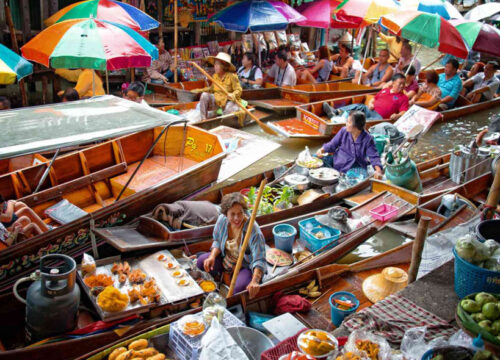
[308, 291, 322, 298]
[310, 286, 319, 292]
[128, 339, 148, 351]
[299, 288, 309, 295]
[306, 280, 316, 290]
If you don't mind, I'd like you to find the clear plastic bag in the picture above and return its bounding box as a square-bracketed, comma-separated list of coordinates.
[242, 34, 254, 53]
[275, 31, 287, 46]
[253, 33, 267, 51]
[199, 318, 249, 360]
[81, 253, 96, 276]
[400, 327, 448, 360]
[265, 32, 278, 50]
[343, 330, 392, 360]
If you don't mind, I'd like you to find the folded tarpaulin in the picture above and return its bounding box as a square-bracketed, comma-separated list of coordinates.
[0, 95, 182, 160]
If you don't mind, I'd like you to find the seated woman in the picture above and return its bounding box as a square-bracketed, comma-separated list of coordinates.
[409, 70, 441, 109]
[0, 196, 49, 240]
[237, 52, 264, 89]
[192, 52, 242, 120]
[331, 43, 354, 78]
[352, 49, 393, 88]
[197, 193, 265, 297]
[142, 37, 172, 85]
[315, 111, 383, 179]
[297, 46, 333, 84]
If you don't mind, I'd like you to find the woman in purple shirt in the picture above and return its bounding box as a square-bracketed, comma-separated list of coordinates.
[316, 111, 383, 179]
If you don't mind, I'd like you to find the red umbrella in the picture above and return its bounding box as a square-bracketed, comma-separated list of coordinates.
[296, 0, 359, 29]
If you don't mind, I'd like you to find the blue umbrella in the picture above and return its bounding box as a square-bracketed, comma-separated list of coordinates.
[210, 0, 305, 32]
[0, 43, 33, 85]
[401, 0, 463, 20]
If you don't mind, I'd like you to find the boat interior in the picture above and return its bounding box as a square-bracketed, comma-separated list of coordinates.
[0, 154, 48, 176]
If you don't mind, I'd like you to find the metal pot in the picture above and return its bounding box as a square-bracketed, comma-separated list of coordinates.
[308, 167, 340, 186]
[284, 173, 310, 191]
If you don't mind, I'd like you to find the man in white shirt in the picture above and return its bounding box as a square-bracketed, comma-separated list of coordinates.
[265, 49, 297, 87]
[462, 61, 500, 102]
[395, 42, 421, 76]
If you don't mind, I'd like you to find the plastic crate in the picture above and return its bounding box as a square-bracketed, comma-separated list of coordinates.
[169, 308, 244, 360]
[260, 329, 305, 360]
[298, 218, 340, 253]
[369, 204, 399, 222]
[453, 248, 500, 299]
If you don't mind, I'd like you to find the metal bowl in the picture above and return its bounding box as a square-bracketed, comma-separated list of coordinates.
[227, 326, 274, 360]
[284, 173, 310, 191]
[308, 167, 340, 186]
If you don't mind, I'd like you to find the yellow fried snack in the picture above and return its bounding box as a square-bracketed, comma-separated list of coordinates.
[128, 339, 148, 351]
[97, 286, 129, 313]
[115, 350, 134, 360]
[131, 347, 158, 358]
[108, 347, 127, 360]
[146, 355, 166, 360]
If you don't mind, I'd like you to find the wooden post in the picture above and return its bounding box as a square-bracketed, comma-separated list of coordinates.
[157, 0, 163, 39]
[19, 0, 30, 45]
[484, 158, 500, 220]
[174, 0, 178, 82]
[227, 179, 267, 297]
[0, 1, 6, 31]
[195, 22, 201, 46]
[41, 0, 48, 29]
[408, 216, 431, 283]
[48, 0, 58, 16]
[4, 1, 28, 107]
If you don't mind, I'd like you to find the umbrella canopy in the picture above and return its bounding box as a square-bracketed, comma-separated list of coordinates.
[450, 19, 500, 57]
[400, 0, 463, 20]
[334, 0, 400, 27]
[21, 18, 158, 71]
[381, 10, 468, 58]
[0, 43, 33, 85]
[45, 0, 159, 32]
[464, 3, 500, 22]
[296, 0, 359, 28]
[210, 0, 305, 32]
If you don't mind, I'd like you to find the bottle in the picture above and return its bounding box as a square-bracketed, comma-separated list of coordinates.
[471, 334, 485, 352]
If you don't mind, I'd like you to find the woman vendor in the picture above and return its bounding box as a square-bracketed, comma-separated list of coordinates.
[316, 111, 383, 179]
[0, 196, 49, 241]
[197, 193, 265, 297]
[192, 52, 242, 120]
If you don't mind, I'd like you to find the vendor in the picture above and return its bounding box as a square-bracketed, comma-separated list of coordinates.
[315, 111, 383, 179]
[0, 196, 49, 240]
[196, 193, 265, 297]
[237, 52, 264, 89]
[124, 81, 148, 106]
[142, 37, 172, 85]
[192, 52, 242, 120]
[57, 69, 105, 99]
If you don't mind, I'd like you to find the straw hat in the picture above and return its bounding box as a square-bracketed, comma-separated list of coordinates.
[338, 32, 353, 46]
[297, 189, 329, 206]
[207, 52, 236, 72]
[362, 267, 408, 303]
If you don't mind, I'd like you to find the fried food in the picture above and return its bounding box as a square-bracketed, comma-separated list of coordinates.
[298, 330, 337, 357]
[355, 340, 380, 360]
[128, 280, 160, 305]
[111, 261, 131, 276]
[97, 286, 129, 313]
[84, 274, 114, 288]
[129, 269, 146, 284]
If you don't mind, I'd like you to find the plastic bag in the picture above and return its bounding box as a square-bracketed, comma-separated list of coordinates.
[242, 34, 254, 53]
[343, 330, 392, 360]
[301, 42, 310, 53]
[199, 318, 249, 360]
[275, 30, 287, 47]
[253, 33, 267, 51]
[297, 146, 314, 164]
[400, 326, 448, 360]
[265, 32, 278, 50]
[81, 253, 96, 276]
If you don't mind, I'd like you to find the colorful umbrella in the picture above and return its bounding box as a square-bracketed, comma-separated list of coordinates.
[0, 43, 33, 85]
[451, 20, 500, 57]
[296, 0, 359, 29]
[210, 0, 306, 32]
[44, 0, 159, 32]
[464, 3, 500, 22]
[21, 18, 158, 71]
[334, 0, 400, 27]
[381, 10, 468, 58]
[400, 0, 463, 20]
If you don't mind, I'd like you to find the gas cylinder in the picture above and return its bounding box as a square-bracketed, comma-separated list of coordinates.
[13, 254, 80, 343]
[385, 157, 422, 193]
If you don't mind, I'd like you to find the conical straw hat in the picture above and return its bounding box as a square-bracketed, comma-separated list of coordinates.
[362, 267, 408, 303]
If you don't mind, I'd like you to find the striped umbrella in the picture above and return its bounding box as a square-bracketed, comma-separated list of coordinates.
[451, 20, 500, 57]
[0, 43, 33, 85]
[400, 0, 463, 20]
[21, 18, 158, 71]
[381, 10, 468, 58]
[45, 0, 159, 32]
[334, 0, 400, 27]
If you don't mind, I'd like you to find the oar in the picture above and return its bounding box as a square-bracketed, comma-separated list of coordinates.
[189, 61, 279, 136]
[421, 54, 445, 72]
[227, 179, 267, 297]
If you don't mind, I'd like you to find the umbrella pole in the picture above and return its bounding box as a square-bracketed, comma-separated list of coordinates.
[106, 70, 109, 94]
[174, 0, 178, 83]
[406, 44, 422, 76]
[358, 26, 372, 84]
[92, 69, 96, 96]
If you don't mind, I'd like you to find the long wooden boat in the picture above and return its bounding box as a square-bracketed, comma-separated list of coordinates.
[267, 95, 392, 139]
[0, 153, 48, 176]
[158, 102, 256, 130]
[0, 106, 226, 295]
[440, 95, 500, 122]
[95, 155, 450, 249]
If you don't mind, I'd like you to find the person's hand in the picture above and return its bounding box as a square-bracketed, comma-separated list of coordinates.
[390, 113, 400, 120]
[57, 90, 64, 97]
[316, 148, 326, 158]
[409, 99, 415, 106]
[374, 169, 383, 179]
[227, 93, 237, 102]
[203, 255, 215, 272]
[368, 103, 375, 111]
[247, 280, 260, 299]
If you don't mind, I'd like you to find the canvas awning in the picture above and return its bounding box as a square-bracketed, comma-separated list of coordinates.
[0, 95, 181, 160]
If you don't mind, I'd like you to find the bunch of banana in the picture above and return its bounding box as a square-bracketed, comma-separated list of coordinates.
[298, 280, 321, 298]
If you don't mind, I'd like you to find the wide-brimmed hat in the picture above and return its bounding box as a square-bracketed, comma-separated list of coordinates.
[207, 52, 236, 72]
[362, 267, 408, 303]
[315, 206, 352, 233]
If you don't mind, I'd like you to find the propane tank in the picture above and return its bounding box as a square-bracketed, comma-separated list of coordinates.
[14, 254, 80, 343]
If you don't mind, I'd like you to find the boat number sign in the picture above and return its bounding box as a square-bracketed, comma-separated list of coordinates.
[301, 113, 320, 130]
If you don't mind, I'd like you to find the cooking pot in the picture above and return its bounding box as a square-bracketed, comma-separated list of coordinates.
[284, 174, 310, 191]
[308, 167, 340, 186]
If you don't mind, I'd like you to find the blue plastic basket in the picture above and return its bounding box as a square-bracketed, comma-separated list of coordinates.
[453, 248, 500, 299]
[272, 224, 297, 253]
[298, 218, 341, 253]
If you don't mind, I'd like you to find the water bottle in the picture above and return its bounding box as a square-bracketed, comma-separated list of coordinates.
[471, 335, 485, 352]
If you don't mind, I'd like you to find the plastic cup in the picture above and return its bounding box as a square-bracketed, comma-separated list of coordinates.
[329, 291, 359, 327]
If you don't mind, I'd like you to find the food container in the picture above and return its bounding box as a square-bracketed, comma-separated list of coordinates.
[308, 167, 340, 187]
[298, 218, 341, 253]
[329, 291, 359, 327]
[297, 329, 338, 359]
[273, 224, 297, 253]
[369, 204, 399, 222]
[179, 315, 206, 338]
[296, 157, 323, 170]
[284, 174, 310, 191]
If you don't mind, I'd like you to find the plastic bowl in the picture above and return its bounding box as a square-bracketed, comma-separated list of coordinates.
[297, 329, 338, 359]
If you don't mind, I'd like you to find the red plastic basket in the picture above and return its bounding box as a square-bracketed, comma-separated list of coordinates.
[260, 329, 306, 360]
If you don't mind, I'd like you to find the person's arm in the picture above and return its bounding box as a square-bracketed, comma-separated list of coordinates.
[204, 216, 224, 272]
[246, 226, 266, 297]
[373, 66, 393, 87]
[463, 78, 474, 88]
[74, 70, 92, 97]
[415, 94, 439, 108]
[368, 95, 376, 110]
[441, 78, 462, 104]
[308, 59, 325, 74]
[321, 129, 343, 154]
[243, 68, 264, 87]
[390, 98, 409, 120]
[0, 201, 14, 223]
[366, 137, 383, 178]
[229, 74, 243, 101]
[378, 32, 393, 45]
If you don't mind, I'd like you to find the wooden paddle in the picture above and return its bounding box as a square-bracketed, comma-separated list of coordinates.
[189, 61, 279, 136]
[227, 179, 267, 297]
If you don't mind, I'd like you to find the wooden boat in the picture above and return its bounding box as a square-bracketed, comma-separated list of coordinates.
[0, 99, 226, 294]
[0, 153, 48, 176]
[268, 95, 392, 139]
[440, 95, 500, 122]
[158, 102, 256, 130]
[95, 154, 447, 249]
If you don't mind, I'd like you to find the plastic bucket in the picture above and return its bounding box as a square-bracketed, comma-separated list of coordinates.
[329, 291, 359, 327]
[273, 224, 297, 253]
[476, 219, 500, 242]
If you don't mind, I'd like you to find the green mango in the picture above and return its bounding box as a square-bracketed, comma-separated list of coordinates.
[483, 302, 500, 321]
[479, 319, 493, 334]
[461, 299, 482, 313]
[475, 292, 498, 307]
[472, 313, 487, 322]
[492, 320, 500, 335]
[473, 350, 493, 360]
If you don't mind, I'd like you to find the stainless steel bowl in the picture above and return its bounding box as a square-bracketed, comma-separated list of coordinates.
[308, 167, 340, 186]
[284, 173, 310, 191]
